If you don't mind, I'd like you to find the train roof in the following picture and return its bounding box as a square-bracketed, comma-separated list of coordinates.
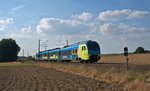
[36, 48, 60, 55]
[48, 48, 60, 53]
[61, 45, 78, 51]
[46, 48, 60, 51]
[60, 40, 95, 51]
[64, 40, 94, 47]
[36, 40, 97, 54]
[37, 51, 49, 55]
[79, 40, 95, 44]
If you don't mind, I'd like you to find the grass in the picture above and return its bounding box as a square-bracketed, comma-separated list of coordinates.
[0, 61, 34, 67]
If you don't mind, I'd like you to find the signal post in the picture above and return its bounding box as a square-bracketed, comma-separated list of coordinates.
[124, 47, 129, 71]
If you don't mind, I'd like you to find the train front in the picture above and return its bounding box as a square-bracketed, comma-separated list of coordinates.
[87, 41, 101, 63]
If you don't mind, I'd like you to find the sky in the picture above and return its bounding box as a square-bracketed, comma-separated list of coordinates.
[0, 0, 150, 56]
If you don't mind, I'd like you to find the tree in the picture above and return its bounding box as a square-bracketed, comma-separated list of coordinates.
[134, 47, 149, 54]
[0, 38, 20, 62]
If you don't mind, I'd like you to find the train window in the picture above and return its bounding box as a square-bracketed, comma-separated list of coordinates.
[75, 49, 77, 53]
[61, 51, 63, 55]
[69, 50, 71, 54]
[72, 49, 77, 54]
[67, 51, 69, 55]
[62, 51, 67, 55]
[64, 51, 65, 55]
[55, 52, 57, 56]
[64, 51, 66, 55]
[50, 53, 54, 56]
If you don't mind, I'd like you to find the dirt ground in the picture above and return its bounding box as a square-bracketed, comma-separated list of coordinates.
[0, 65, 124, 91]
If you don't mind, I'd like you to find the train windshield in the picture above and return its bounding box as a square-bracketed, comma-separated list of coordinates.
[87, 42, 100, 51]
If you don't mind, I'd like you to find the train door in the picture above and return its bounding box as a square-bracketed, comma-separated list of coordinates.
[78, 44, 89, 60]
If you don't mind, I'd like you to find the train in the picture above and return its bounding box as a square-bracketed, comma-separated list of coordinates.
[36, 40, 101, 63]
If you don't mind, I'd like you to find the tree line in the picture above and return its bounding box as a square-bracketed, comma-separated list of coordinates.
[0, 38, 20, 62]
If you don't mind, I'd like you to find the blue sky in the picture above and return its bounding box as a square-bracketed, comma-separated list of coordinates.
[0, 0, 150, 56]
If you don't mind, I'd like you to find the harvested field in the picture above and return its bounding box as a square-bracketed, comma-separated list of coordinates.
[0, 53, 149, 91]
[0, 64, 124, 91]
[37, 62, 150, 89]
[100, 53, 150, 65]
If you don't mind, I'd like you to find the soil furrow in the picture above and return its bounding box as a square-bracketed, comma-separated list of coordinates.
[0, 66, 125, 91]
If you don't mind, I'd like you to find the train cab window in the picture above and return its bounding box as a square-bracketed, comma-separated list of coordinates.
[82, 47, 84, 51]
[82, 46, 86, 51]
[84, 46, 86, 50]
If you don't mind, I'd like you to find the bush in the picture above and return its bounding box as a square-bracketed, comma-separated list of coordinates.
[134, 47, 149, 54]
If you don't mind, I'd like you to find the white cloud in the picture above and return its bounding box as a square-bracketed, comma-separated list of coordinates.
[36, 17, 93, 35]
[99, 23, 146, 35]
[72, 12, 93, 21]
[11, 5, 25, 11]
[0, 18, 14, 31]
[99, 23, 112, 35]
[99, 22, 150, 48]
[99, 22, 150, 53]
[21, 26, 32, 33]
[36, 18, 52, 34]
[128, 10, 150, 19]
[98, 9, 150, 20]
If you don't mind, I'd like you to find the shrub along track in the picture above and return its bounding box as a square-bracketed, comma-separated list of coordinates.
[0, 65, 125, 91]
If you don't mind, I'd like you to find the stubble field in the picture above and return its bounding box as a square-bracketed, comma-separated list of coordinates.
[100, 53, 150, 65]
[0, 53, 150, 91]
